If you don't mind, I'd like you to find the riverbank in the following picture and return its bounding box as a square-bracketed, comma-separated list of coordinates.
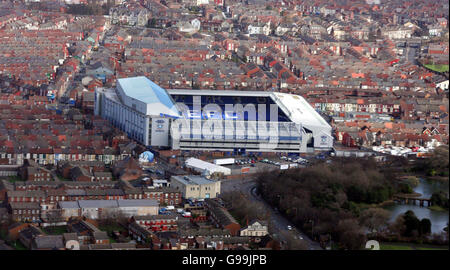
[426, 176, 449, 182]
[355, 200, 396, 211]
[428, 205, 448, 212]
[383, 177, 449, 234]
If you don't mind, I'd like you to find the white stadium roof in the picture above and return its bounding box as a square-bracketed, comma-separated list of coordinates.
[117, 76, 180, 117]
[270, 92, 331, 130]
[167, 89, 331, 131]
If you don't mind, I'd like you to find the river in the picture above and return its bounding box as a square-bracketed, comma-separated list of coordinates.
[384, 178, 449, 234]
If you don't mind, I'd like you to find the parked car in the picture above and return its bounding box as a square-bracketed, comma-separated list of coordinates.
[287, 225, 293, 230]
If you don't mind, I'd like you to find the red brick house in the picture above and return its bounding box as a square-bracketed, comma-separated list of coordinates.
[19, 159, 52, 181]
[204, 199, 241, 236]
[143, 187, 182, 206]
[130, 214, 178, 233]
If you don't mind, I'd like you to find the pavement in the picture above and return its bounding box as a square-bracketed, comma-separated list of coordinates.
[221, 177, 323, 250]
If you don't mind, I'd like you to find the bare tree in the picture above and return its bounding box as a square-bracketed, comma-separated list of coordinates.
[280, 230, 308, 250]
[359, 208, 391, 233]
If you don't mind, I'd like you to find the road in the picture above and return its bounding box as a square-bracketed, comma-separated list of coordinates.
[406, 46, 417, 64]
[221, 178, 323, 250]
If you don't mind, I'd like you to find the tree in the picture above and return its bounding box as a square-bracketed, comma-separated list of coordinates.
[389, 215, 406, 236]
[256, 158, 403, 249]
[336, 219, 366, 250]
[414, 145, 449, 176]
[430, 191, 449, 209]
[402, 210, 420, 237]
[419, 218, 432, 236]
[359, 208, 391, 233]
[280, 230, 308, 250]
[148, 18, 156, 28]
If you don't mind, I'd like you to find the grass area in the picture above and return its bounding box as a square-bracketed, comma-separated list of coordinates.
[7, 175, 23, 183]
[380, 244, 414, 250]
[98, 224, 124, 234]
[11, 240, 28, 250]
[42, 226, 67, 235]
[424, 64, 449, 73]
[380, 242, 449, 250]
[0, 229, 7, 240]
[416, 247, 448, 250]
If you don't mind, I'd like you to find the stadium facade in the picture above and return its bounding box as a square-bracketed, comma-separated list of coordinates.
[95, 76, 333, 154]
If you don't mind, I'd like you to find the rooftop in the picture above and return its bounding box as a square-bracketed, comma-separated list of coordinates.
[172, 174, 219, 186]
[117, 76, 180, 117]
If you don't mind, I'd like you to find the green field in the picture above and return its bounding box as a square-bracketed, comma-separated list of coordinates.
[424, 64, 449, 73]
[11, 240, 28, 250]
[42, 226, 67, 235]
[99, 224, 124, 234]
[380, 242, 448, 250]
[6, 176, 23, 183]
[380, 244, 414, 250]
[416, 247, 448, 250]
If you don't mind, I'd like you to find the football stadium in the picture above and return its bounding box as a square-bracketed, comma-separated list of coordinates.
[95, 76, 333, 154]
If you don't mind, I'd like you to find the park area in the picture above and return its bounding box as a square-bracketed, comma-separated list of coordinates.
[424, 64, 449, 73]
[380, 242, 448, 250]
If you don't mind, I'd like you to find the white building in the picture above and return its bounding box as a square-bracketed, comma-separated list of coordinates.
[384, 27, 414, 39]
[95, 76, 181, 146]
[177, 19, 201, 34]
[248, 22, 271, 36]
[171, 175, 221, 199]
[58, 199, 159, 220]
[184, 158, 231, 176]
[196, 0, 210, 5]
[436, 80, 449, 91]
[429, 25, 444, 37]
[240, 220, 268, 237]
[95, 77, 333, 153]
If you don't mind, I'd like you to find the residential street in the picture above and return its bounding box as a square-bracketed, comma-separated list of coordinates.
[221, 178, 323, 250]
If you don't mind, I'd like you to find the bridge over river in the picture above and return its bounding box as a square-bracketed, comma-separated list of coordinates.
[393, 194, 432, 207]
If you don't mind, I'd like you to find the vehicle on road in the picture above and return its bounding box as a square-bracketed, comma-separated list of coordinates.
[214, 158, 235, 165]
